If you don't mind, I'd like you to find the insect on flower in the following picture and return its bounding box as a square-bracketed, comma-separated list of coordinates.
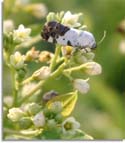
[41, 21, 96, 49]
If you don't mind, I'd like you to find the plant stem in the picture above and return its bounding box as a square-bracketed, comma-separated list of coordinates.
[3, 50, 12, 68]
[63, 64, 86, 73]
[19, 80, 44, 104]
[50, 62, 66, 78]
[21, 76, 34, 86]
[50, 45, 61, 71]
[11, 68, 18, 106]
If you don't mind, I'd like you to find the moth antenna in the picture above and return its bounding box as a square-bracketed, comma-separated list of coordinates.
[97, 30, 107, 45]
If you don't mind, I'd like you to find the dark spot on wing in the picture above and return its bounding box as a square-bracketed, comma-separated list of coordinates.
[50, 32, 56, 37]
[67, 40, 72, 46]
[53, 38, 57, 43]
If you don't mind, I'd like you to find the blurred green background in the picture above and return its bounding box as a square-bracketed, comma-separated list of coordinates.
[3, 0, 125, 139]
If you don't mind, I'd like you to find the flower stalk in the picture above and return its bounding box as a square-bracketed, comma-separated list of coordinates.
[50, 45, 61, 71]
[19, 80, 44, 104]
[63, 63, 86, 74]
[11, 67, 19, 106]
[21, 76, 34, 86]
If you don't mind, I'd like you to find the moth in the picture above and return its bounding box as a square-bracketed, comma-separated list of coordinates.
[41, 21, 96, 49]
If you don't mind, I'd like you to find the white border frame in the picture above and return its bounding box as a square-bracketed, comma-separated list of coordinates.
[0, 0, 124, 143]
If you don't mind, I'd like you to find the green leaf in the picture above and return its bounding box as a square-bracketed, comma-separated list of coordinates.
[47, 91, 78, 116]
[41, 128, 61, 139]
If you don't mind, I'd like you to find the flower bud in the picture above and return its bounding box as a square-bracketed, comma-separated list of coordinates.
[33, 112, 45, 128]
[3, 19, 14, 34]
[42, 90, 58, 103]
[7, 108, 25, 122]
[46, 11, 65, 22]
[24, 3, 47, 19]
[85, 52, 95, 61]
[19, 117, 32, 129]
[13, 24, 31, 43]
[46, 12, 57, 22]
[62, 11, 82, 27]
[26, 102, 41, 115]
[73, 79, 90, 94]
[10, 52, 25, 69]
[61, 46, 73, 57]
[25, 47, 39, 61]
[74, 51, 95, 64]
[39, 51, 54, 63]
[4, 96, 13, 108]
[16, 68, 26, 81]
[33, 66, 51, 80]
[55, 113, 64, 123]
[84, 62, 102, 75]
[47, 119, 56, 129]
[50, 101, 63, 114]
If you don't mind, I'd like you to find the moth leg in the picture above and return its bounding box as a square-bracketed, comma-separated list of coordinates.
[81, 47, 91, 53]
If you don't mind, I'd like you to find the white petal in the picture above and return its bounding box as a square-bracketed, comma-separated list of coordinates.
[18, 24, 25, 30]
[85, 62, 102, 75]
[74, 79, 90, 94]
[33, 112, 45, 127]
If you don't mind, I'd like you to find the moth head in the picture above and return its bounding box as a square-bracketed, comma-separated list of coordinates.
[41, 21, 58, 40]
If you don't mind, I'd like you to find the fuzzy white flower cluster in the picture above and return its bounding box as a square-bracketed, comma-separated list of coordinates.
[62, 117, 80, 135]
[63, 48, 102, 94]
[46, 11, 83, 28]
[73, 61, 102, 94]
[62, 11, 82, 28]
[10, 51, 25, 69]
[7, 108, 25, 122]
[28, 3, 48, 19]
[62, 46, 102, 95]
[13, 24, 31, 42]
